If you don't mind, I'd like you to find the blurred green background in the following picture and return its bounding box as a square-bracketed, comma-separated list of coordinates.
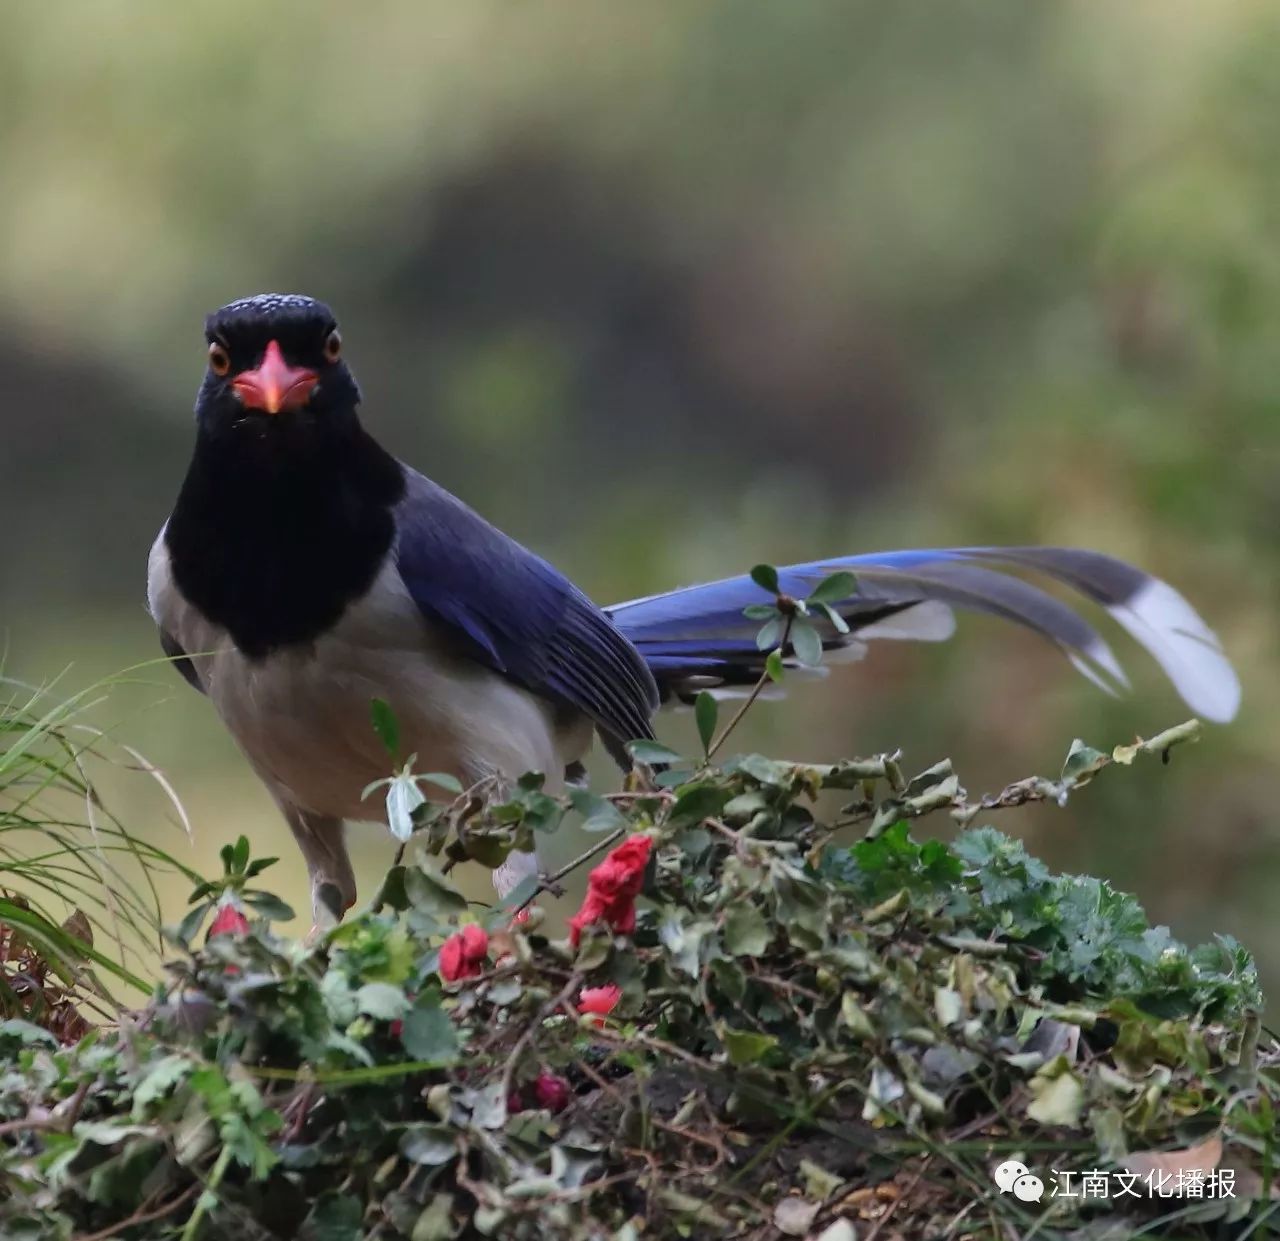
[3, 2, 1277, 993]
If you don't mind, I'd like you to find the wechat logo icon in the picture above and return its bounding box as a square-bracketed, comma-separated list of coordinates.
[993, 1160, 1045, 1203]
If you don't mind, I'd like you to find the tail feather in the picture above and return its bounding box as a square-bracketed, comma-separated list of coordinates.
[605, 547, 1240, 723]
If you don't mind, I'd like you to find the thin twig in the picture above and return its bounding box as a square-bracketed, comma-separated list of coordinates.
[510, 828, 627, 917]
[72, 1181, 200, 1241]
[0, 1114, 58, 1138]
[282, 1081, 317, 1143]
[707, 615, 794, 760]
[369, 842, 407, 914]
[62, 1076, 92, 1131]
[179, 1141, 233, 1241]
[500, 972, 583, 1106]
[864, 1155, 933, 1241]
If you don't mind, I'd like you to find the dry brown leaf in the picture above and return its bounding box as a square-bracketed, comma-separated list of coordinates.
[1120, 1131, 1222, 1181]
[62, 909, 93, 947]
[1223, 1160, 1280, 1201]
[839, 1182, 899, 1219]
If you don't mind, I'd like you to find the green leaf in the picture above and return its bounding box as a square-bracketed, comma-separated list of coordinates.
[807, 570, 857, 604]
[749, 563, 780, 594]
[74, 1120, 159, 1147]
[568, 787, 627, 833]
[627, 739, 684, 767]
[174, 900, 212, 947]
[409, 1195, 456, 1241]
[1025, 1059, 1084, 1128]
[755, 618, 782, 651]
[724, 903, 770, 957]
[133, 1055, 193, 1115]
[671, 780, 731, 825]
[730, 753, 796, 787]
[573, 928, 614, 971]
[404, 864, 468, 917]
[372, 866, 409, 912]
[742, 603, 778, 621]
[243, 891, 296, 921]
[852, 819, 914, 870]
[811, 600, 850, 634]
[695, 691, 718, 757]
[370, 697, 400, 757]
[0, 1019, 56, 1048]
[791, 620, 823, 667]
[486, 978, 523, 1006]
[657, 1189, 731, 1229]
[356, 982, 409, 1021]
[399, 1124, 458, 1167]
[721, 1026, 778, 1066]
[306, 1192, 365, 1241]
[458, 827, 513, 869]
[421, 771, 464, 795]
[401, 995, 460, 1063]
[1061, 738, 1109, 785]
[765, 649, 786, 683]
[659, 913, 714, 977]
[232, 835, 250, 873]
[461, 1083, 508, 1129]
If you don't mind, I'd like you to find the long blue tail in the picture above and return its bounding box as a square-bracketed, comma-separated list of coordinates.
[605, 547, 1240, 723]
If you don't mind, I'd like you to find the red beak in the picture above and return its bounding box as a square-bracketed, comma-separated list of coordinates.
[231, 340, 318, 414]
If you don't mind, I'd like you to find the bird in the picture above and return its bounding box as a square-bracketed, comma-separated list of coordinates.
[148, 293, 1241, 934]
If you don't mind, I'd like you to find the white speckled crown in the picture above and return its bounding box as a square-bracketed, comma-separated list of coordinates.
[216, 293, 327, 317]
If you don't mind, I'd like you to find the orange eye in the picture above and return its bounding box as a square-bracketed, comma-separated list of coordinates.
[324, 330, 342, 362]
[208, 342, 231, 376]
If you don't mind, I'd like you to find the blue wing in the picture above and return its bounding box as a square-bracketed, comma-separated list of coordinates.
[607, 547, 1240, 723]
[394, 469, 659, 750]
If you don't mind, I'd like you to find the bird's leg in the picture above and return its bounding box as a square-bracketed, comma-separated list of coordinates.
[275, 801, 356, 937]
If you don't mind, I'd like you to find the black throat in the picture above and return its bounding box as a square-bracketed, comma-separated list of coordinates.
[165, 420, 406, 658]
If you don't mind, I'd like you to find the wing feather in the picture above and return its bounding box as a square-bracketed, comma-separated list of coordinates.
[394, 469, 659, 750]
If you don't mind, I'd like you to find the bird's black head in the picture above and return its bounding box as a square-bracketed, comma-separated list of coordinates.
[196, 293, 362, 436]
[169, 294, 403, 656]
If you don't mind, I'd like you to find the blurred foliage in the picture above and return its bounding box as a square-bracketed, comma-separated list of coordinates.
[0, 1, 1276, 999]
[0, 674, 198, 1024]
[2, 731, 1276, 1238]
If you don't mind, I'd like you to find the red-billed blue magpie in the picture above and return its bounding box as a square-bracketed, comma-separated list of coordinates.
[149, 294, 1241, 932]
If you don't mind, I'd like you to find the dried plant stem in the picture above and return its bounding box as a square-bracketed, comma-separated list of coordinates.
[707, 616, 794, 760]
[509, 827, 628, 917]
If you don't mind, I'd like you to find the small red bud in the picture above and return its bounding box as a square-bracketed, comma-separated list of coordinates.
[208, 904, 250, 939]
[533, 1070, 571, 1114]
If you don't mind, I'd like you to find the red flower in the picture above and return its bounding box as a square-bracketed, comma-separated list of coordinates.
[439, 924, 489, 982]
[208, 904, 250, 939]
[509, 1070, 572, 1115]
[578, 984, 622, 1023]
[532, 1070, 571, 1114]
[567, 835, 652, 947]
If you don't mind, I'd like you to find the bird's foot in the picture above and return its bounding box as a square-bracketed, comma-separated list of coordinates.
[304, 879, 350, 944]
